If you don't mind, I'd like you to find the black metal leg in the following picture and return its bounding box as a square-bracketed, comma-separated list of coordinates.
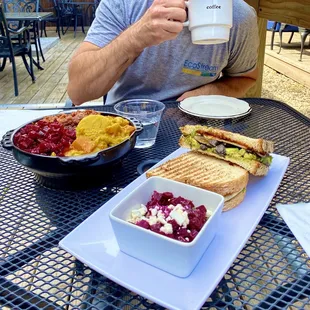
[81, 15, 85, 34]
[44, 21, 48, 37]
[74, 15, 78, 38]
[61, 17, 66, 35]
[0, 57, 6, 71]
[21, 54, 35, 83]
[36, 23, 45, 62]
[56, 20, 61, 39]
[271, 30, 276, 50]
[40, 21, 44, 37]
[288, 32, 294, 44]
[21, 54, 30, 75]
[63, 17, 71, 35]
[299, 31, 310, 61]
[11, 57, 18, 96]
[29, 50, 36, 82]
[278, 30, 283, 54]
[33, 32, 40, 66]
[30, 22, 44, 70]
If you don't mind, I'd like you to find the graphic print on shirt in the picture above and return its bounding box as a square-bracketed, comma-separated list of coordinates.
[182, 60, 218, 77]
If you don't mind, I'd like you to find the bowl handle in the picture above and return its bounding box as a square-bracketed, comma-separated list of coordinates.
[1, 130, 14, 150]
[128, 117, 143, 135]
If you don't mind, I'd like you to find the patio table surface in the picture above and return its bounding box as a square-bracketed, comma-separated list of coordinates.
[5, 12, 54, 21]
[0, 99, 309, 309]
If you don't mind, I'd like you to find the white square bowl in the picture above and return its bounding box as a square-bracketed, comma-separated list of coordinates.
[109, 176, 224, 277]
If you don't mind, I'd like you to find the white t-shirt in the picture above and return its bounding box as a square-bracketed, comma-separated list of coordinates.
[85, 0, 259, 104]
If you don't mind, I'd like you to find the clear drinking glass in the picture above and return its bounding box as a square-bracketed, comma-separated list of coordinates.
[114, 99, 165, 148]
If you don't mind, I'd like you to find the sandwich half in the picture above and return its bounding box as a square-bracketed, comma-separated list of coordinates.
[146, 151, 249, 211]
[179, 125, 274, 176]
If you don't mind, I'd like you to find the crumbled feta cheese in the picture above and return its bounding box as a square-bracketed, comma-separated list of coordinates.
[160, 223, 173, 235]
[148, 215, 158, 225]
[206, 209, 213, 218]
[170, 205, 189, 228]
[157, 210, 167, 224]
[139, 204, 147, 215]
[151, 208, 158, 216]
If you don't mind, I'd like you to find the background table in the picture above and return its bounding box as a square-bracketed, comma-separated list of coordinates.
[0, 99, 310, 309]
[5, 12, 53, 70]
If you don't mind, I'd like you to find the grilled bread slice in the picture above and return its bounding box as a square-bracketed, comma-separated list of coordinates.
[223, 189, 246, 212]
[146, 151, 249, 204]
[179, 125, 274, 176]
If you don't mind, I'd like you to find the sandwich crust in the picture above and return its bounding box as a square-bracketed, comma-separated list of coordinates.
[146, 151, 249, 197]
[180, 125, 274, 155]
[223, 189, 246, 212]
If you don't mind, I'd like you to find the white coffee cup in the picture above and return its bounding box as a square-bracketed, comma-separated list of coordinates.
[183, 0, 233, 45]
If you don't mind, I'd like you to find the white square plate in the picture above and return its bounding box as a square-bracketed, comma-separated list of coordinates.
[59, 148, 290, 310]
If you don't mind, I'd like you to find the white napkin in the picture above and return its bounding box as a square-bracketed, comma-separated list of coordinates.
[0, 110, 61, 139]
[277, 203, 310, 258]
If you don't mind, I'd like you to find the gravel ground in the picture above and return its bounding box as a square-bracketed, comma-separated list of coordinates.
[262, 66, 310, 118]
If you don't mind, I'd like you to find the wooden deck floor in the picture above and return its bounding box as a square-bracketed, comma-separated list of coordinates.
[0, 30, 84, 105]
[265, 31, 310, 88]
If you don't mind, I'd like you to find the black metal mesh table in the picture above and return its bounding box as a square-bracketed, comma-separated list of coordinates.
[0, 99, 309, 310]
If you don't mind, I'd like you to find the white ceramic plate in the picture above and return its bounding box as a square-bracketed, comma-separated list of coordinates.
[179, 95, 252, 119]
[59, 148, 290, 310]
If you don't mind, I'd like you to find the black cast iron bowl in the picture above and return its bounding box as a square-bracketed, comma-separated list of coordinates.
[1, 111, 143, 189]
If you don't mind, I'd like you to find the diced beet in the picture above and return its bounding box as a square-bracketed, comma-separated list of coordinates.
[136, 220, 150, 230]
[188, 206, 207, 231]
[170, 196, 195, 209]
[175, 227, 190, 238]
[150, 223, 162, 233]
[14, 119, 77, 156]
[189, 229, 199, 240]
[167, 219, 179, 232]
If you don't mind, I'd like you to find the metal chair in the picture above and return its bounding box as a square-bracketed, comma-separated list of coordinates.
[59, 0, 85, 38]
[2, 0, 46, 67]
[267, 21, 299, 51]
[267, 21, 310, 62]
[40, 0, 62, 39]
[0, 4, 35, 96]
[86, 0, 100, 25]
[278, 24, 310, 61]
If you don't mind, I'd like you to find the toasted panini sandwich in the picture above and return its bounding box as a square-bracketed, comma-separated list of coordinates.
[146, 151, 249, 211]
[179, 125, 274, 176]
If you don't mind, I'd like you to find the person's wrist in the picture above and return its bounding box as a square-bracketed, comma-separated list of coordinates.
[125, 21, 148, 54]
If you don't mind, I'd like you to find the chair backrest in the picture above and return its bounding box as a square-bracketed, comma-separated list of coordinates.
[58, 0, 74, 14]
[2, 0, 39, 13]
[0, 4, 14, 53]
[94, 0, 101, 9]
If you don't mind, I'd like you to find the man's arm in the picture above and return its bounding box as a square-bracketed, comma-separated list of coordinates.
[68, 0, 186, 105]
[177, 67, 258, 101]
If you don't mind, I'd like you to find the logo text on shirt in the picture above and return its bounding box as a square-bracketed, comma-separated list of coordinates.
[182, 60, 218, 77]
